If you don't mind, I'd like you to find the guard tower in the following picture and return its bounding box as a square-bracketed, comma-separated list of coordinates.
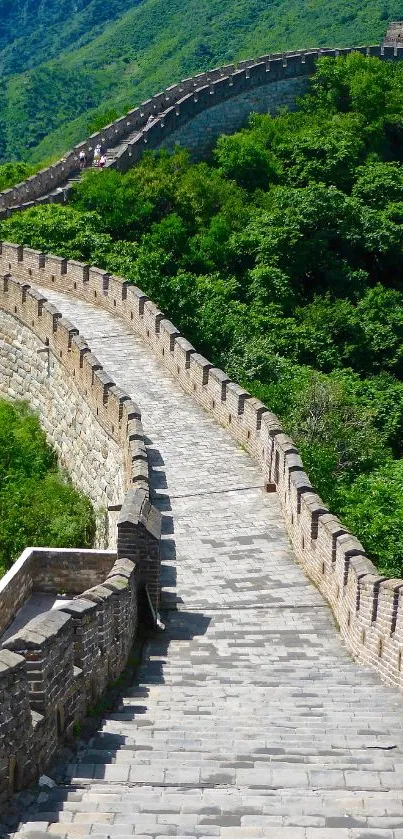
[383, 21, 403, 45]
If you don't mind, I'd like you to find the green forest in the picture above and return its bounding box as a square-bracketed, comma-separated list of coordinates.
[0, 399, 95, 575]
[0, 0, 398, 163]
[1, 53, 403, 576]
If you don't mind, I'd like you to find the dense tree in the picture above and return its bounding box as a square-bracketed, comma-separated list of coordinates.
[2, 55, 403, 574]
[0, 0, 402, 162]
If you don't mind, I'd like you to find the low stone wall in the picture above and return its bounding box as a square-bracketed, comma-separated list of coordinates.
[0, 310, 125, 547]
[0, 553, 139, 810]
[0, 274, 163, 809]
[3, 242, 403, 692]
[0, 498, 162, 810]
[1, 44, 402, 212]
[157, 76, 309, 159]
[0, 548, 117, 638]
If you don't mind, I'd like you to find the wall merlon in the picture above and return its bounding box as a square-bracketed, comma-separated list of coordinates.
[225, 382, 252, 415]
[174, 336, 195, 369]
[209, 368, 230, 401]
[261, 412, 283, 436]
[2, 242, 23, 263]
[159, 319, 180, 350]
[23, 248, 46, 271]
[349, 554, 378, 579]
[243, 398, 268, 431]
[127, 418, 144, 441]
[2, 610, 71, 652]
[58, 317, 79, 347]
[79, 584, 114, 605]
[284, 451, 305, 474]
[190, 353, 213, 387]
[82, 351, 102, 380]
[71, 332, 90, 356]
[93, 367, 115, 397]
[123, 398, 142, 420]
[42, 300, 62, 331]
[143, 299, 165, 333]
[0, 649, 25, 673]
[336, 532, 365, 558]
[59, 599, 98, 618]
[300, 491, 328, 518]
[27, 286, 47, 305]
[66, 260, 90, 284]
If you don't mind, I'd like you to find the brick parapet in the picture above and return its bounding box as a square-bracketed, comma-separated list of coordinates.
[0, 271, 163, 808]
[0, 44, 401, 213]
[0, 541, 160, 806]
[3, 243, 403, 693]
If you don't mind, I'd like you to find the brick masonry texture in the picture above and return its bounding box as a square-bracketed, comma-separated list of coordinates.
[2, 243, 403, 694]
[0, 274, 162, 809]
[0, 309, 125, 546]
[0, 44, 402, 214]
[1, 39, 403, 834]
[6, 277, 403, 839]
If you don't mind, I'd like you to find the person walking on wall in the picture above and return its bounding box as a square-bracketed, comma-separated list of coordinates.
[79, 150, 87, 170]
[93, 143, 101, 165]
[99, 154, 107, 169]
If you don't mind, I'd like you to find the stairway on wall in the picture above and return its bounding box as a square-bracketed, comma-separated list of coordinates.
[8, 288, 403, 839]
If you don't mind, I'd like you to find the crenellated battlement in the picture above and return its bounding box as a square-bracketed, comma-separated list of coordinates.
[0, 264, 162, 808]
[2, 241, 403, 704]
[1, 42, 403, 214]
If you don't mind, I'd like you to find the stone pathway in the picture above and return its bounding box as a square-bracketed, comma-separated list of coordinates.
[9, 289, 403, 838]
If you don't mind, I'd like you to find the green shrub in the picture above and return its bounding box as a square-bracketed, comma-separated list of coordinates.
[0, 400, 95, 574]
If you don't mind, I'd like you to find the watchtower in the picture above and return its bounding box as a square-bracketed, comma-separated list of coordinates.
[383, 21, 403, 45]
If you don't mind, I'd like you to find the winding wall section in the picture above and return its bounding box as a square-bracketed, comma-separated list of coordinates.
[1, 43, 403, 213]
[2, 241, 403, 692]
[0, 274, 162, 808]
[7, 270, 403, 839]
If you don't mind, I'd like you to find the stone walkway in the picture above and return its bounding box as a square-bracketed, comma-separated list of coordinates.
[9, 289, 403, 838]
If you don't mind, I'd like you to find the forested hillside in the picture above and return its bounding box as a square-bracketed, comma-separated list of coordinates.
[0, 0, 399, 163]
[0, 0, 138, 75]
[3, 54, 403, 576]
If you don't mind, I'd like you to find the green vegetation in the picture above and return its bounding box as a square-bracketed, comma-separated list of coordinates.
[2, 53, 403, 576]
[0, 162, 34, 191]
[0, 0, 399, 162]
[0, 399, 95, 575]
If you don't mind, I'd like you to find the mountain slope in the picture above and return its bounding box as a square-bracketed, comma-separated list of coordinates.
[0, 0, 140, 75]
[0, 0, 398, 163]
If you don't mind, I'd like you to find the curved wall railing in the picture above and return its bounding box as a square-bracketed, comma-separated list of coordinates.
[1, 44, 403, 213]
[2, 241, 403, 695]
[0, 274, 162, 808]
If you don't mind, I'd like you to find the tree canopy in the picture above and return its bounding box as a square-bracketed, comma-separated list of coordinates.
[2, 53, 403, 576]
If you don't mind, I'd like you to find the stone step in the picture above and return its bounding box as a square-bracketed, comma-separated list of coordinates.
[17, 819, 403, 837]
[76, 749, 400, 770]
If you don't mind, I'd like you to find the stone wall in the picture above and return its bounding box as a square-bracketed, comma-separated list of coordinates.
[0, 552, 140, 810]
[0, 273, 163, 809]
[1, 44, 402, 212]
[157, 76, 309, 158]
[0, 309, 125, 548]
[3, 242, 403, 693]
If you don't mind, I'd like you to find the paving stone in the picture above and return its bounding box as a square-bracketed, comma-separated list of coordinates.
[10, 288, 403, 838]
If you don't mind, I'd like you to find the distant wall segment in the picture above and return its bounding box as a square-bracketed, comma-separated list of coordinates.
[2, 241, 403, 696]
[1, 44, 403, 212]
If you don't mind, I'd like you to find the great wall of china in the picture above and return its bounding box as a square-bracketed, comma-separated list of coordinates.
[1, 42, 403, 216]
[1, 36, 403, 837]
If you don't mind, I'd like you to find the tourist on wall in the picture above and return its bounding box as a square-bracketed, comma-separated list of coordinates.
[93, 144, 102, 165]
